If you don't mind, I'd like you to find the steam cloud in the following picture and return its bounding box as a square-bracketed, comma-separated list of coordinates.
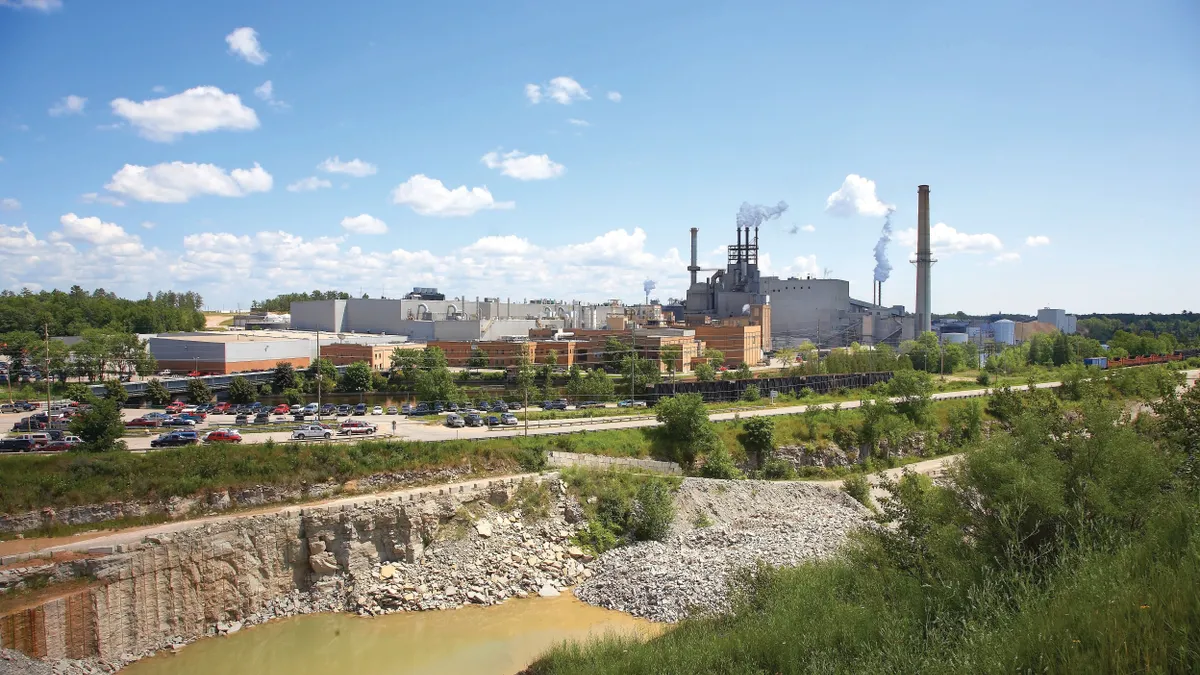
[786, 224, 799, 235]
[643, 279, 657, 295]
[873, 207, 895, 283]
[736, 201, 789, 229]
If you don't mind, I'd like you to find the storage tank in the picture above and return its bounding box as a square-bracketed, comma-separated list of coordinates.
[993, 319, 1015, 345]
[943, 332, 968, 344]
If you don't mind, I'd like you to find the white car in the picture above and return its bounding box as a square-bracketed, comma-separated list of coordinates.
[372, 405, 383, 415]
[500, 413, 519, 425]
[291, 424, 333, 440]
[303, 403, 319, 415]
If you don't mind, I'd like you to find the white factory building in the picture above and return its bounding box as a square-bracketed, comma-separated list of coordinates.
[1036, 308, 1078, 334]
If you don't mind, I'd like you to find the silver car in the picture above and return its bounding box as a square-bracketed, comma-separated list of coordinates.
[291, 424, 333, 440]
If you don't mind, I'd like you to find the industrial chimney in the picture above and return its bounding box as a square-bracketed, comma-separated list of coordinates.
[688, 227, 699, 287]
[914, 185, 934, 334]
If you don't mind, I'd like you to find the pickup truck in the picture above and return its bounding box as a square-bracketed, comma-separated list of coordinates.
[338, 421, 377, 436]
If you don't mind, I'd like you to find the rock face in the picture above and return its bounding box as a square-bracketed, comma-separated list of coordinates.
[0, 474, 556, 671]
[574, 478, 870, 623]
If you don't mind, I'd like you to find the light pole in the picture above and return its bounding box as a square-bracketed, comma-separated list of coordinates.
[315, 328, 321, 423]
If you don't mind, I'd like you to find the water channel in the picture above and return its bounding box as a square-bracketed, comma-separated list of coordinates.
[123, 594, 659, 675]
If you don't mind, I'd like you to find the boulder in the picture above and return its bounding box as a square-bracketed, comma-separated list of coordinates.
[538, 583, 561, 598]
[309, 552, 340, 575]
[379, 564, 395, 580]
[475, 521, 493, 538]
[567, 546, 584, 558]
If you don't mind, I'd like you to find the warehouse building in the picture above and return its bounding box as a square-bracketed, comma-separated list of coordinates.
[148, 333, 311, 374]
[320, 342, 421, 371]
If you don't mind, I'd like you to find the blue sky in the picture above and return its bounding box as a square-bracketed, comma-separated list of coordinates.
[1, 0, 1196, 314]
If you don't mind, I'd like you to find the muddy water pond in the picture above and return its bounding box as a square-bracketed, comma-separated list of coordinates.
[123, 593, 659, 675]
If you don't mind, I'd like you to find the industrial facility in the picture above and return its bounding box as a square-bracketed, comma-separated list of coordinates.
[681, 186, 937, 348]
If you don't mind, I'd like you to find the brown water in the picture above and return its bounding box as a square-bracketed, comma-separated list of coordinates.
[123, 594, 659, 675]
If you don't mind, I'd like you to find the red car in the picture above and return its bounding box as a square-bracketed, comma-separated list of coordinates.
[165, 402, 185, 414]
[272, 404, 290, 415]
[203, 429, 242, 443]
[125, 417, 161, 428]
[213, 402, 231, 413]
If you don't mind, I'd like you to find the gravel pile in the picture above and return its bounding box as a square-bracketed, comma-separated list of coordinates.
[575, 478, 870, 622]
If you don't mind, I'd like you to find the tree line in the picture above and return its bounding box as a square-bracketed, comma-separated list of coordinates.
[0, 287, 205, 336]
[251, 290, 350, 313]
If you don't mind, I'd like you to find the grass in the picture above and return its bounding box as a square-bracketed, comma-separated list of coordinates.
[527, 395, 1200, 675]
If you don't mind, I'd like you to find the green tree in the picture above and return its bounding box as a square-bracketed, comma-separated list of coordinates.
[583, 368, 615, 401]
[144, 378, 172, 406]
[887, 369, 933, 426]
[1051, 332, 1071, 367]
[545, 349, 559, 368]
[704, 348, 725, 367]
[947, 399, 984, 446]
[631, 480, 676, 542]
[741, 384, 761, 402]
[307, 357, 338, 393]
[734, 362, 754, 380]
[699, 445, 744, 479]
[660, 344, 682, 383]
[421, 346, 449, 370]
[102, 378, 128, 406]
[186, 378, 212, 404]
[603, 336, 631, 368]
[655, 393, 719, 467]
[341, 361, 373, 392]
[272, 361, 298, 393]
[694, 362, 716, 382]
[227, 375, 256, 404]
[416, 367, 460, 403]
[739, 416, 776, 469]
[514, 356, 538, 401]
[68, 398, 126, 452]
[390, 347, 421, 380]
[282, 388, 304, 405]
[620, 354, 662, 395]
[65, 382, 96, 404]
[467, 348, 489, 370]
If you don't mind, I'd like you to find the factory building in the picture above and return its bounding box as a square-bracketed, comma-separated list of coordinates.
[320, 342, 420, 371]
[148, 333, 311, 374]
[681, 188, 938, 348]
[1036, 308, 1077, 335]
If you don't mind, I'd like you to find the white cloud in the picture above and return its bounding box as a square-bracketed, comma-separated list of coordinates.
[340, 214, 388, 235]
[802, 224, 815, 232]
[48, 95, 86, 117]
[0, 216, 163, 294]
[318, 156, 377, 177]
[253, 80, 288, 109]
[105, 161, 273, 203]
[54, 213, 133, 246]
[897, 222, 1003, 255]
[151, 85, 167, 94]
[140, 221, 156, 229]
[0, 0, 61, 11]
[607, 91, 622, 103]
[286, 176, 332, 192]
[481, 149, 566, 180]
[80, 192, 126, 207]
[825, 174, 894, 217]
[111, 86, 259, 142]
[567, 118, 590, 127]
[1025, 235, 1051, 247]
[993, 252, 1021, 264]
[226, 27, 268, 65]
[95, 123, 122, 131]
[1, 198, 20, 210]
[780, 254, 820, 279]
[526, 77, 589, 105]
[390, 174, 514, 217]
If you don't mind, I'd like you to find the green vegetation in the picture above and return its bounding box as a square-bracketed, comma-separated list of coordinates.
[144, 378, 171, 406]
[839, 473, 873, 510]
[251, 290, 349, 313]
[528, 385, 1200, 675]
[0, 287, 205, 336]
[562, 468, 681, 553]
[227, 376, 256, 404]
[186, 378, 212, 404]
[69, 398, 127, 453]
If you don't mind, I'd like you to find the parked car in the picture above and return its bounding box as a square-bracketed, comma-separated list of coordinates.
[446, 402, 459, 412]
[303, 403, 320, 415]
[401, 403, 412, 415]
[576, 401, 604, 409]
[445, 413, 465, 428]
[336, 404, 352, 415]
[0, 438, 36, 452]
[319, 404, 336, 416]
[272, 404, 291, 415]
[500, 413, 518, 426]
[353, 403, 367, 416]
[213, 403, 232, 414]
[386, 406, 398, 415]
[125, 417, 161, 428]
[507, 401, 523, 411]
[165, 403, 184, 414]
[254, 412, 271, 425]
[489, 402, 509, 413]
[150, 431, 199, 448]
[0, 403, 19, 413]
[617, 399, 647, 408]
[485, 415, 501, 427]
[372, 405, 383, 415]
[410, 404, 430, 416]
[17, 432, 51, 446]
[289, 405, 303, 414]
[338, 420, 376, 435]
[203, 429, 242, 443]
[542, 400, 567, 411]
[292, 411, 308, 421]
[144, 412, 173, 421]
[178, 414, 206, 424]
[464, 413, 484, 427]
[292, 424, 334, 440]
[433, 403, 445, 414]
[234, 414, 250, 425]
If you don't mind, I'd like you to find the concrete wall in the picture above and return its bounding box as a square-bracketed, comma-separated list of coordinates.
[225, 339, 311, 364]
[147, 338, 225, 369]
[760, 278, 851, 346]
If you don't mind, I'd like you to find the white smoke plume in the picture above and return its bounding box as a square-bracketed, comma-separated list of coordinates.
[873, 208, 895, 283]
[736, 201, 789, 229]
[643, 279, 657, 299]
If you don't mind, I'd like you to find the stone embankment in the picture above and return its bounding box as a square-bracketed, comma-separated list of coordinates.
[575, 478, 869, 622]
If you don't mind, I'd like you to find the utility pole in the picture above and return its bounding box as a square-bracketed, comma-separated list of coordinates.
[315, 328, 321, 423]
[524, 386, 528, 437]
[44, 324, 51, 416]
[629, 320, 636, 404]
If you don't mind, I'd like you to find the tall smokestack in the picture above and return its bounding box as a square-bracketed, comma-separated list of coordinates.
[740, 226, 750, 282]
[914, 185, 934, 334]
[689, 227, 699, 286]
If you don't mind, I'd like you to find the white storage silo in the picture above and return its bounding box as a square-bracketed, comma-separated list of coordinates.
[993, 319, 1015, 345]
[943, 332, 968, 344]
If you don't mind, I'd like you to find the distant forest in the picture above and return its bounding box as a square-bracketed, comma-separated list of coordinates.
[0, 287, 205, 336]
[252, 290, 351, 313]
[935, 311, 1200, 347]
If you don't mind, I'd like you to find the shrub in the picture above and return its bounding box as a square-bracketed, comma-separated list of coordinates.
[762, 458, 796, 480]
[947, 400, 984, 446]
[738, 416, 775, 468]
[631, 479, 675, 542]
[699, 444, 744, 479]
[102, 378, 128, 406]
[741, 385, 760, 402]
[976, 371, 990, 386]
[840, 473, 873, 509]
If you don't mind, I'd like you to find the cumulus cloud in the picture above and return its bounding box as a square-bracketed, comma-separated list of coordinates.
[141, 221, 156, 229]
[340, 214, 388, 235]
[318, 156, 376, 177]
[80, 192, 126, 207]
[897, 222, 1004, 256]
[1, 198, 20, 210]
[825, 174, 894, 217]
[111, 86, 259, 142]
[0, 0, 61, 11]
[779, 254, 820, 279]
[286, 176, 332, 192]
[993, 252, 1021, 264]
[481, 149, 565, 180]
[105, 161, 273, 203]
[253, 80, 288, 109]
[567, 118, 590, 126]
[226, 27, 268, 65]
[607, 91, 622, 102]
[49, 95, 86, 116]
[1025, 235, 1051, 247]
[0, 216, 163, 294]
[526, 76, 589, 105]
[390, 174, 514, 217]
